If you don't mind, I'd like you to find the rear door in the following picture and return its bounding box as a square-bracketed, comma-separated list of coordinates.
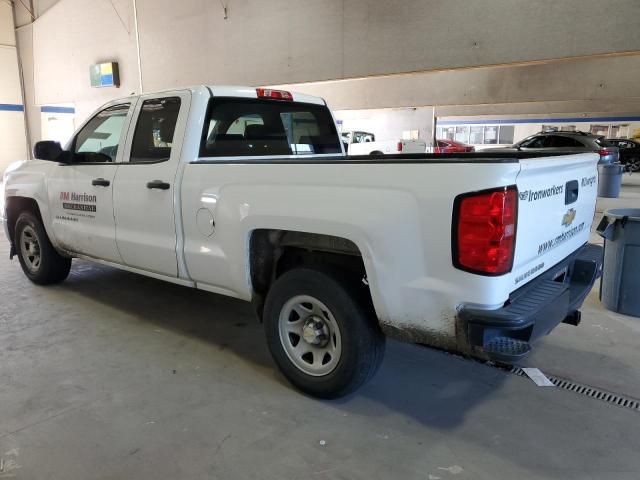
[510, 153, 599, 287]
[112, 91, 190, 276]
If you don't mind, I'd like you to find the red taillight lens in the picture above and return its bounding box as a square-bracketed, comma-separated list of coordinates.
[256, 88, 293, 101]
[453, 186, 518, 275]
[397, 141, 403, 152]
[595, 149, 610, 157]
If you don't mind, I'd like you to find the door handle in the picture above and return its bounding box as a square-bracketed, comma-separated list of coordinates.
[146, 180, 171, 190]
[92, 178, 110, 187]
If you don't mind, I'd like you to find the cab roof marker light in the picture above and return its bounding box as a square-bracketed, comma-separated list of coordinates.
[256, 88, 293, 101]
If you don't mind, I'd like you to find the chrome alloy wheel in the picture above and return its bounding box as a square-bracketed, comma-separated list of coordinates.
[20, 225, 41, 273]
[278, 295, 343, 376]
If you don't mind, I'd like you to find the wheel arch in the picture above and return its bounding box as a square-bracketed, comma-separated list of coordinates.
[5, 196, 44, 257]
[248, 229, 379, 321]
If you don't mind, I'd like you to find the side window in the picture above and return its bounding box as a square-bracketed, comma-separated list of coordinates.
[498, 125, 515, 144]
[483, 126, 498, 144]
[548, 136, 583, 148]
[201, 98, 342, 157]
[520, 135, 548, 148]
[73, 104, 130, 162]
[351, 132, 374, 143]
[130, 97, 181, 163]
[469, 126, 483, 144]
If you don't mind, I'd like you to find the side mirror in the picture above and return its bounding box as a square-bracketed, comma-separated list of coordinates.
[33, 141, 66, 162]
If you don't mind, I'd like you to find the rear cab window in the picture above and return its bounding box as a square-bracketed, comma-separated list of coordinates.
[200, 98, 342, 158]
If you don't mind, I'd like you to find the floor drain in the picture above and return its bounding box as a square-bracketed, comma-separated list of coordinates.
[509, 367, 640, 413]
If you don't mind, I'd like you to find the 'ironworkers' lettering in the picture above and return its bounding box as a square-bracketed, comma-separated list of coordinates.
[519, 185, 564, 203]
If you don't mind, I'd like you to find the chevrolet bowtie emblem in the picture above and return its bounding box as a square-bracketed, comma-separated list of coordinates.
[562, 208, 576, 227]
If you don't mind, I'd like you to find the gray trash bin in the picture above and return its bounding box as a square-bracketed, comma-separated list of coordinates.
[596, 208, 640, 317]
[597, 163, 624, 198]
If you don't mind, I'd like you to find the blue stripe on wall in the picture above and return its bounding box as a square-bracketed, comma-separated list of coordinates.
[0, 103, 24, 112]
[41, 106, 75, 114]
[438, 115, 640, 126]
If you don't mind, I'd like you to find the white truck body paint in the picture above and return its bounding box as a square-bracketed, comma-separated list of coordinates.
[2, 85, 600, 353]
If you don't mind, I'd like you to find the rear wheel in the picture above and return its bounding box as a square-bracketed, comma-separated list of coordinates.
[264, 268, 385, 398]
[15, 212, 71, 285]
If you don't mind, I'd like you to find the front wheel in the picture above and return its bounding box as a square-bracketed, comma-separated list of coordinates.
[15, 212, 71, 285]
[263, 268, 385, 398]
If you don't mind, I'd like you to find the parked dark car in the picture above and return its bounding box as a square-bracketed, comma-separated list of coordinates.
[434, 139, 475, 153]
[484, 131, 619, 164]
[605, 138, 640, 172]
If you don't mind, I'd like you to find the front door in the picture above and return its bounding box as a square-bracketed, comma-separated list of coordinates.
[113, 91, 189, 276]
[46, 102, 134, 262]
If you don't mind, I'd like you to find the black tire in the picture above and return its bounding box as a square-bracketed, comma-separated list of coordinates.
[370, 151, 384, 156]
[14, 212, 71, 285]
[264, 268, 385, 398]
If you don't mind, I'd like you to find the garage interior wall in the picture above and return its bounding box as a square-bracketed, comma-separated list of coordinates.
[12, 0, 640, 148]
[0, 2, 28, 173]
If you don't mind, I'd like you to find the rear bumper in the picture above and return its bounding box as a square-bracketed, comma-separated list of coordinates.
[460, 243, 603, 363]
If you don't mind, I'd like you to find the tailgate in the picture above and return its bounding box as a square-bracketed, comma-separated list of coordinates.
[511, 153, 599, 288]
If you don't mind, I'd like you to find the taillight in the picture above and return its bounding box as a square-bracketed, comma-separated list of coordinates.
[595, 149, 611, 157]
[453, 186, 518, 275]
[397, 141, 403, 152]
[256, 88, 293, 101]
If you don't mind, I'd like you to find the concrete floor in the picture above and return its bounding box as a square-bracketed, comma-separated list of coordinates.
[1, 176, 639, 480]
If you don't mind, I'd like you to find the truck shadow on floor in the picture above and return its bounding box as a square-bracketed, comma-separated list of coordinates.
[58, 260, 510, 429]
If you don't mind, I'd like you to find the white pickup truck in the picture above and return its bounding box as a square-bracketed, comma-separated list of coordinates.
[2, 86, 603, 398]
[342, 130, 427, 156]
